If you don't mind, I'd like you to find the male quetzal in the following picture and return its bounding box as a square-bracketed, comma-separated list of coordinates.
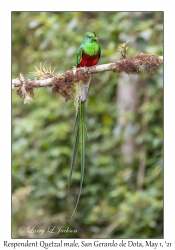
[68, 32, 101, 216]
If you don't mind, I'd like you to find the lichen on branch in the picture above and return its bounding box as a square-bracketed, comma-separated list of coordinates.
[114, 53, 163, 75]
[12, 53, 163, 103]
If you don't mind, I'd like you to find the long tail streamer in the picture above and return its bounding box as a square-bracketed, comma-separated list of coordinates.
[68, 76, 91, 217]
[68, 102, 87, 217]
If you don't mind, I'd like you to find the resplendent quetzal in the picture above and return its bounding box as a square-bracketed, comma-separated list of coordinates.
[68, 32, 101, 216]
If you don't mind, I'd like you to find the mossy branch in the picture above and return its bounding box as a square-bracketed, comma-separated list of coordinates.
[12, 53, 163, 103]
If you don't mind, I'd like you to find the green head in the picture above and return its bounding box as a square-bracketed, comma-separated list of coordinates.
[84, 32, 98, 43]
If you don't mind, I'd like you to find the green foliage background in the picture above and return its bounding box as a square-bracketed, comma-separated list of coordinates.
[12, 12, 163, 238]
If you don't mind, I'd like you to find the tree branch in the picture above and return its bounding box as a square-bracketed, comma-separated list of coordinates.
[12, 77, 54, 88]
[12, 53, 163, 103]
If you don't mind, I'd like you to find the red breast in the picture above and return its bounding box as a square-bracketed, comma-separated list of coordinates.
[77, 51, 100, 68]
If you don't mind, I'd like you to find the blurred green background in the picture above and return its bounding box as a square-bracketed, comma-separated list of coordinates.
[12, 12, 163, 238]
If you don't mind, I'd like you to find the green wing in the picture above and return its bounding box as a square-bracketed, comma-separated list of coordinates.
[76, 43, 84, 66]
